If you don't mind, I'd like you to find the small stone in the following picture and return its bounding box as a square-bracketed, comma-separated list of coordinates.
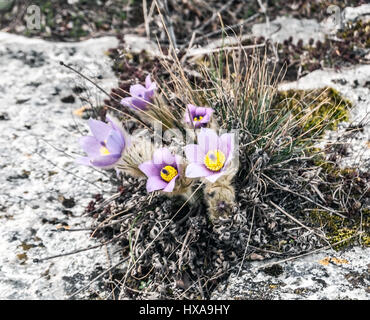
[61, 95, 75, 103]
[60, 196, 76, 209]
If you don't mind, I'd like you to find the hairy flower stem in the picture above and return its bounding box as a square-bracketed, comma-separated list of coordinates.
[204, 172, 236, 222]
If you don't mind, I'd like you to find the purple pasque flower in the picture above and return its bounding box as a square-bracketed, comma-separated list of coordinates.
[139, 148, 181, 193]
[185, 128, 234, 183]
[76, 116, 129, 169]
[184, 104, 214, 128]
[120, 74, 156, 111]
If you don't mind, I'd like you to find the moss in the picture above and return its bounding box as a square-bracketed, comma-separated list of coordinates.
[275, 87, 351, 140]
[308, 209, 343, 231]
[308, 208, 369, 250]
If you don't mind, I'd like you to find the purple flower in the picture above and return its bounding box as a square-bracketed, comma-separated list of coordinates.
[120, 74, 156, 111]
[139, 148, 181, 193]
[76, 116, 129, 169]
[185, 128, 234, 183]
[184, 104, 214, 128]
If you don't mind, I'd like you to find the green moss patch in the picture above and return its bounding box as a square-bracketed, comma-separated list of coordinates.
[275, 87, 351, 139]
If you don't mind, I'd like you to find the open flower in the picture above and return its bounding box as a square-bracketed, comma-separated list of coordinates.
[139, 148, 181, 192]
[120, 74, 156, 111]
[184, 104, 214, 128]
[185, 128, 235, 183]
[76, 116, 129, 169]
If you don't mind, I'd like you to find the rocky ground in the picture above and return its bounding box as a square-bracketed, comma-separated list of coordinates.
[0, 32, 122, 299]
[212, 246, 370, 300]
[0, 3, 369, 300]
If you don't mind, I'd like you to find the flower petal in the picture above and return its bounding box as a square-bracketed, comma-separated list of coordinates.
[185, 163, 211, 178]
[130, 84, 146, 98]
[205, 171, 224, 183]
[121, 97, 133, 108]
[90, 154, 121, 168]
[144, 89, 154, 102]
[197, 128, 219, 154]
[185, 104, 197, 122]
[153, 148, 175, 166]
[145, 74, 152, 89]
[139, 161, 159, 178]
[184, 144, 205, 163]
[75, 156, 92, 166]
[198, 113, 211, 125]
[79, 136, 101, 157]
[163, 175, 178, 192]
[146, 176, 168, 192]
[219, 132, 235, 161]
[106, 115, 131, 148]
[88, 118, 112, 142]
[194, 107, 208, 116]
[130, 97, 149, 110]
[106, 130, 124, 155]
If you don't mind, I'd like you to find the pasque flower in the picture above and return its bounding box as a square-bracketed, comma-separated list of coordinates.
[185, 128, 234, 183]
[139, 148, 181, 192]
[121, 74, 156, 111]
[184, 104, 214, 128]
[76, 116, 129, 169]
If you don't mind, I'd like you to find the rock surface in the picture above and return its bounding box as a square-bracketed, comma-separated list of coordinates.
[252, 17, 327, 45]
[212, 246, 370, 300]
[0, 32, 121, 299]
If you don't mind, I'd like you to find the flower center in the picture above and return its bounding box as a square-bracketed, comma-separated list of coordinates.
[160, 165, 178, 182]
[204, 150, 226, 172]
[100, 146, 110, 155]
[193, 116, 203, 122]
[100, 140, 110, 155]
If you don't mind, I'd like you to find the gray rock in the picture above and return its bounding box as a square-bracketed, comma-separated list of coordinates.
[212, 246, 370, 300]
[0, 32, 122, 299]
[124, 34, 161, 55]
[252, 17, 326, 45]
[343, 4, 370, 24]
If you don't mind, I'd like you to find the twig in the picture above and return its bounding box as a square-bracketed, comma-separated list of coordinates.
[60, 61, 112, 100]
[143, 0, 150, 38]
[35, 239, 117, 263]
[177, 226, 192, 272]
[261, 172, 347, 219]
[187, 42, 266, 60]
[192, 12, 260, 45]
[155, 0, 177, 49]
[269, 201, 330, 244]
[35, 151, 103, 190]
[196, 0, 234, 33]
[237, 206, 255, 277]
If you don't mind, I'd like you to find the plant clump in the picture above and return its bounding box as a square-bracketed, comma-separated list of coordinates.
[73, 44, 368, 300]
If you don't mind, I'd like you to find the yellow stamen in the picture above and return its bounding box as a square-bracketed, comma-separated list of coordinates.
[204, 150, 225, 172]
[193, 116, 203, 122]
[160, 165, 178, 182]
[100, 140, 110, 155]
[100, 146, 110, 155]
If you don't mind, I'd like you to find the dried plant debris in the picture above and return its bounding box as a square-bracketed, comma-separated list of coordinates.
[0, 0, 140, 41]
